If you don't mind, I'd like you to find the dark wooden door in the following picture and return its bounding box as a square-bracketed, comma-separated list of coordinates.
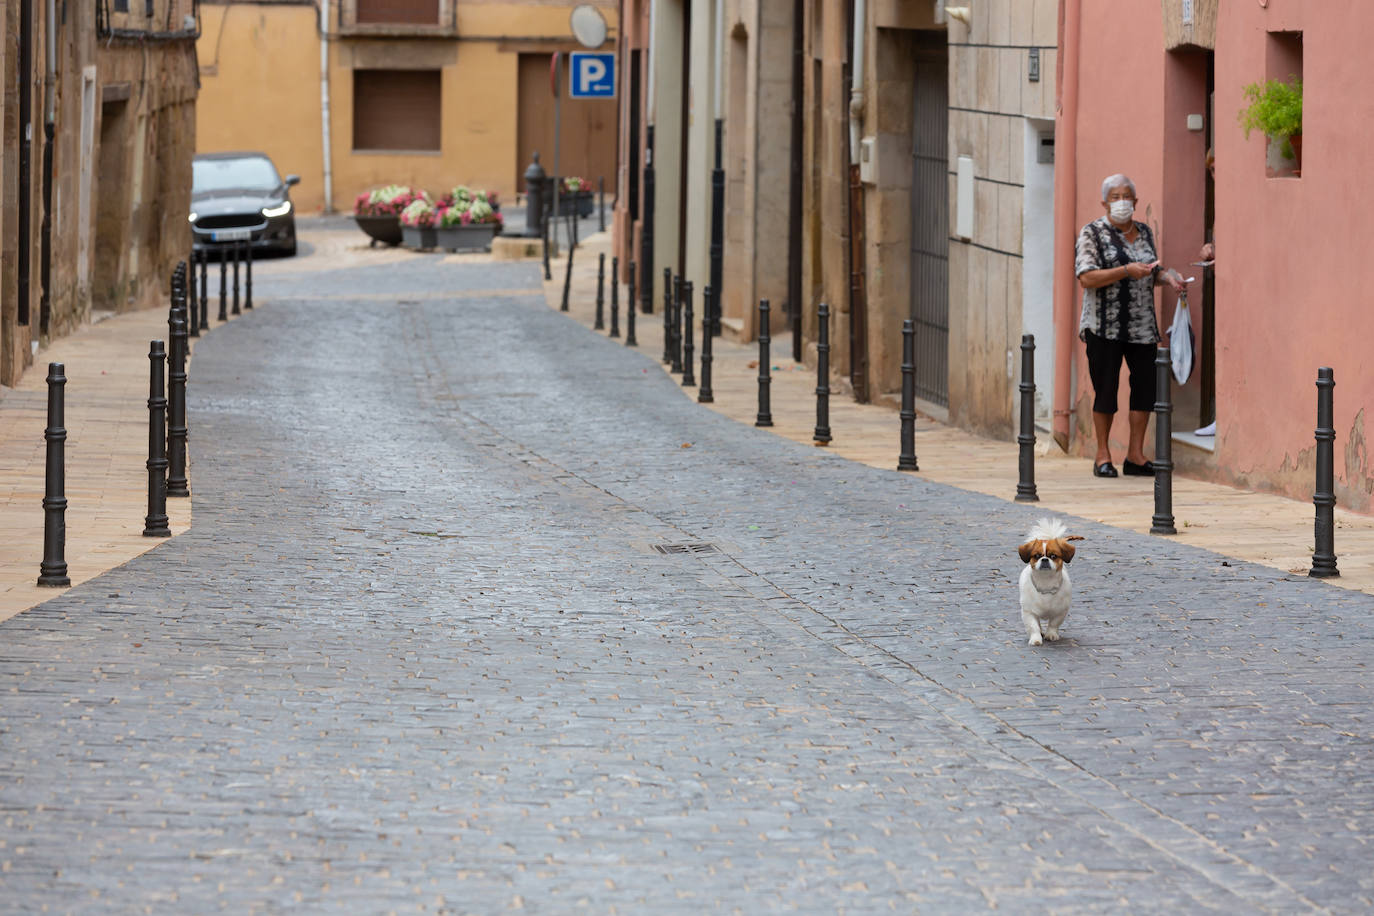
[909, 35, 949, 406]
[517, 54, 618, 193]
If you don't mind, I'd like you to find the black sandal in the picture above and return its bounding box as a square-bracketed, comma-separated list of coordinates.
[1093, 461, 1118, 478]
[1122, 459, 1155, 477]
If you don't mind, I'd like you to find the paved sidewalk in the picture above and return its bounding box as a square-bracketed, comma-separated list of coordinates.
[539, 230, 1374, 595]
[2, 221, 1369, 626]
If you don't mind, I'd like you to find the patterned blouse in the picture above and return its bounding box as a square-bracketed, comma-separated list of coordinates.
[1075, 216, 1161, 344]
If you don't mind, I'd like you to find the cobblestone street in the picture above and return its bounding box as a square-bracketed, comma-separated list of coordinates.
[2, 241, 1372, 911]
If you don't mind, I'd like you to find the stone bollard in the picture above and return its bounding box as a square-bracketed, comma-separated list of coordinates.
[245, 240, 254, 309]
[610, 256, 621, 338]
[167, 312, 190, 498]
[698, 287, 714, 404]
[682, 281, 696, 387]
[560, 235, 576, 312]
[1310, 367, 1339, 577]
[756, 299, 774, 427]
[37, 363, 70, 587]
[143, 341, 171, 538]
[814, 303, 832, 445]
[1150, 346, 1176, 535]
[1015, 334, 1038, 501]
[218, 252, 228, 322]
[232, 242, 241, 316]
[595, 252, 606, 330]
[626, 260, 638, 347]
[898, 319, 919, 471]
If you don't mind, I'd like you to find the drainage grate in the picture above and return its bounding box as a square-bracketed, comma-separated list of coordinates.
[651, 542, 720, 556]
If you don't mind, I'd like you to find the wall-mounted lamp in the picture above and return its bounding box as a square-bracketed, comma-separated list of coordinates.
[945, 6, 971, 26]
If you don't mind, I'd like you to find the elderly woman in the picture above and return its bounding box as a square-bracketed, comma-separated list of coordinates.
[1076, 174, 1184, 478]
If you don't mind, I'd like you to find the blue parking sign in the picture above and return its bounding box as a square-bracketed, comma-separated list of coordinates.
[569, 52, 616, 99]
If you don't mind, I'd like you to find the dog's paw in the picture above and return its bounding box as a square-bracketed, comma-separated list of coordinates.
[1045, 629, 1061, 642]
[1027, 633, 1043, 647]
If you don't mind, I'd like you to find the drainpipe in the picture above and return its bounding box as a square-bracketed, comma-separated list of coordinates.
[18, 0, 34, 330]
[39, 0, 56, 336]
[848, 0, 865, 159]
[1050, 0, 1081, 452]
[846, 0, 869, 401]
[318, 0, 333, 213]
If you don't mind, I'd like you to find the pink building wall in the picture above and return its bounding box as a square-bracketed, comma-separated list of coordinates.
[1066, 0, 1374, 512]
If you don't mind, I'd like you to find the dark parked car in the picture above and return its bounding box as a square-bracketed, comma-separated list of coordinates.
[190, 151, 299, 256]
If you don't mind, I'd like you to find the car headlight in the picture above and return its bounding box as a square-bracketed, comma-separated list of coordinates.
[188, 212, 198, 223]
[262, 201, 292, 218]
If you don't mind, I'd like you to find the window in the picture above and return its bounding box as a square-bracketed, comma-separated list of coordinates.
[114, 0, 129, 11]
[352, 70, 442, 152]
[1265, 30, 1302, 177]
[356, 0, 439, 25]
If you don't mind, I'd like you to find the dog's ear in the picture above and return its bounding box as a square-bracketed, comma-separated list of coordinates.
[1017, 541, 1036, 563]
[1057, 539, 1077, 563]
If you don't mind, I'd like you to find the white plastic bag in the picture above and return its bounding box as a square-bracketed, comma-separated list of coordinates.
[1169, 294, 1193, 385]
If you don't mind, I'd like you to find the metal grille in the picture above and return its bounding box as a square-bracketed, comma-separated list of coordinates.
[195, 214, 265, 231]
[650, 543, 719, 556]
[910, 36, 949, 407]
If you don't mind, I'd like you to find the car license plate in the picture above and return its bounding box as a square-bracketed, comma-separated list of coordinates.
[211, 228, 251, 242]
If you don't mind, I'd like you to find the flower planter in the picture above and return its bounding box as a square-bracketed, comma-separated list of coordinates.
[401, 225, 438, 250]
[551, 190, 594, 218]
[354, 214, 403, 246]
[435, 223, 500, 252]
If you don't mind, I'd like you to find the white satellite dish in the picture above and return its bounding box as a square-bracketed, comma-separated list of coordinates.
[570, 5, 608, 49]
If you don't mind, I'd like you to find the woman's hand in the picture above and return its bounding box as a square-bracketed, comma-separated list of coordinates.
[1199, 242, 1215, 261]
[1124, 260, 1158, 280]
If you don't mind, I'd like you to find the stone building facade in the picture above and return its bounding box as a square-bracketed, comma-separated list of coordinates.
[0, 0, 198, 387]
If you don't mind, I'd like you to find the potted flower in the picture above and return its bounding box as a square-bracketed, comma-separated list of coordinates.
[399, 196, 438, 249]
[1238, 75, 1303, 172]
[439, 185, 501, 213]
[434, 196, 504, 252]
[552, 175, 595, 218]
[354, 185, 420, 246]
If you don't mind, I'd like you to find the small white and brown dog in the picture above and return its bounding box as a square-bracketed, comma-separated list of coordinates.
[1016, 518, 1085, 646]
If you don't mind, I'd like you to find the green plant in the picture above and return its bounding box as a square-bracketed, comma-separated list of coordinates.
[1237, 76, 1303, 159]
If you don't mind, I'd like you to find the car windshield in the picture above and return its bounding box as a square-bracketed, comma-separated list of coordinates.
[193, 156, 280, 193]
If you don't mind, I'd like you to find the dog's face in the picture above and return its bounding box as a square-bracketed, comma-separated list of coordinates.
[1017, 537, 1076, 572]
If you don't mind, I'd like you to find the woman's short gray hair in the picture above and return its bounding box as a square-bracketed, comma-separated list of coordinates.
[1101, 174, 1136, 201]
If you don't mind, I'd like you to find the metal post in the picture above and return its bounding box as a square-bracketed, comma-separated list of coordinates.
[143, 341, 171, 538]
[609, 255, 621, 338]
[244, 240, 254, 309]
[1311, 367, 1339, 577]
[542, 185, 553, 281]
[670, 274, 683, 374]
[594, 252, 606, 330]
[814, 303, 832, 444]
[1015, 334, 1038, 500]
[641, 126, 655, 315]
[698, 286, 714, 403]
[756, 299, 773, 427]
[682, 281, 696, 387]
[199, 250, 209, 330]
[218, 251, 228, 322]
[186, 257, 200, 339]
[626, 260, 638, 346]
[710, 117, 725, 337]
[231, 242, 241, 316]
[37, 362, 70, 587]
[560, 234, 576, 312]
[662, 268, 673, 364]
[1150, 346, 1177, 535]
[167, 312, 190, 498]
[598, 175, 606, 232]
[898, 319, 918, 471]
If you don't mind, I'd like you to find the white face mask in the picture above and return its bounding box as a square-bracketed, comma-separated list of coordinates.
[1109, 199, 1135, 223]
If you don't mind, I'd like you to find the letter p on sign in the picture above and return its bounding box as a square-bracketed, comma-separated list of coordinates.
[569, 52, 616, 99]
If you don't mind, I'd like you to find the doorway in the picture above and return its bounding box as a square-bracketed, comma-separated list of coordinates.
[93, 98, 131, 313]
[909, 32, 948, 406]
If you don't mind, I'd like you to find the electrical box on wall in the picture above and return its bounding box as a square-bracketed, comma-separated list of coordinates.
[859, 137, 876, 184]
[956, 156, 974, 240]
[1036, 132, 1055, 164]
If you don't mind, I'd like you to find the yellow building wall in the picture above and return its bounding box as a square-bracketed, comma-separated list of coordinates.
[196, 2, 618, 214]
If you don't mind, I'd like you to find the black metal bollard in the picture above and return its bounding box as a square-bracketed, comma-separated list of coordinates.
[167, 313, 190, 498]
[232, 242, 241, 315]
[1150, 346, 1177, 535]
[1015, 334, 1038, 501]
[560, 235, 576, 312]
[814, 303, 832, 445]
[641, 125, 655, 315]
[598, 175, 606, 233]
[523, 152, 547, 239]
[609, 255, 621, 338]
[662, 268, 673, 364]
[594, 252, 606, 330]
[199, 249, 209, 330]
[218, 251, 228, 322]
[898, 319, 919, 471]
[37, 363, 70, 587]
[756, 299, 774, 427]
[185, 258, 200, 339]
[682, 281, 696, 387]
[1310, 367, 1339, 577]
[245, 240, 254, 309]
[698, 286, 714, 404]
[542, 194, 552, 281]
[143, 341, 171, 537]
[626, 260, 638, 346]
[670, 274, 684, 374]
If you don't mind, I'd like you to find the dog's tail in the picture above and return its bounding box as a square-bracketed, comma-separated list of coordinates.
[1026, 517, 1070, 541]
